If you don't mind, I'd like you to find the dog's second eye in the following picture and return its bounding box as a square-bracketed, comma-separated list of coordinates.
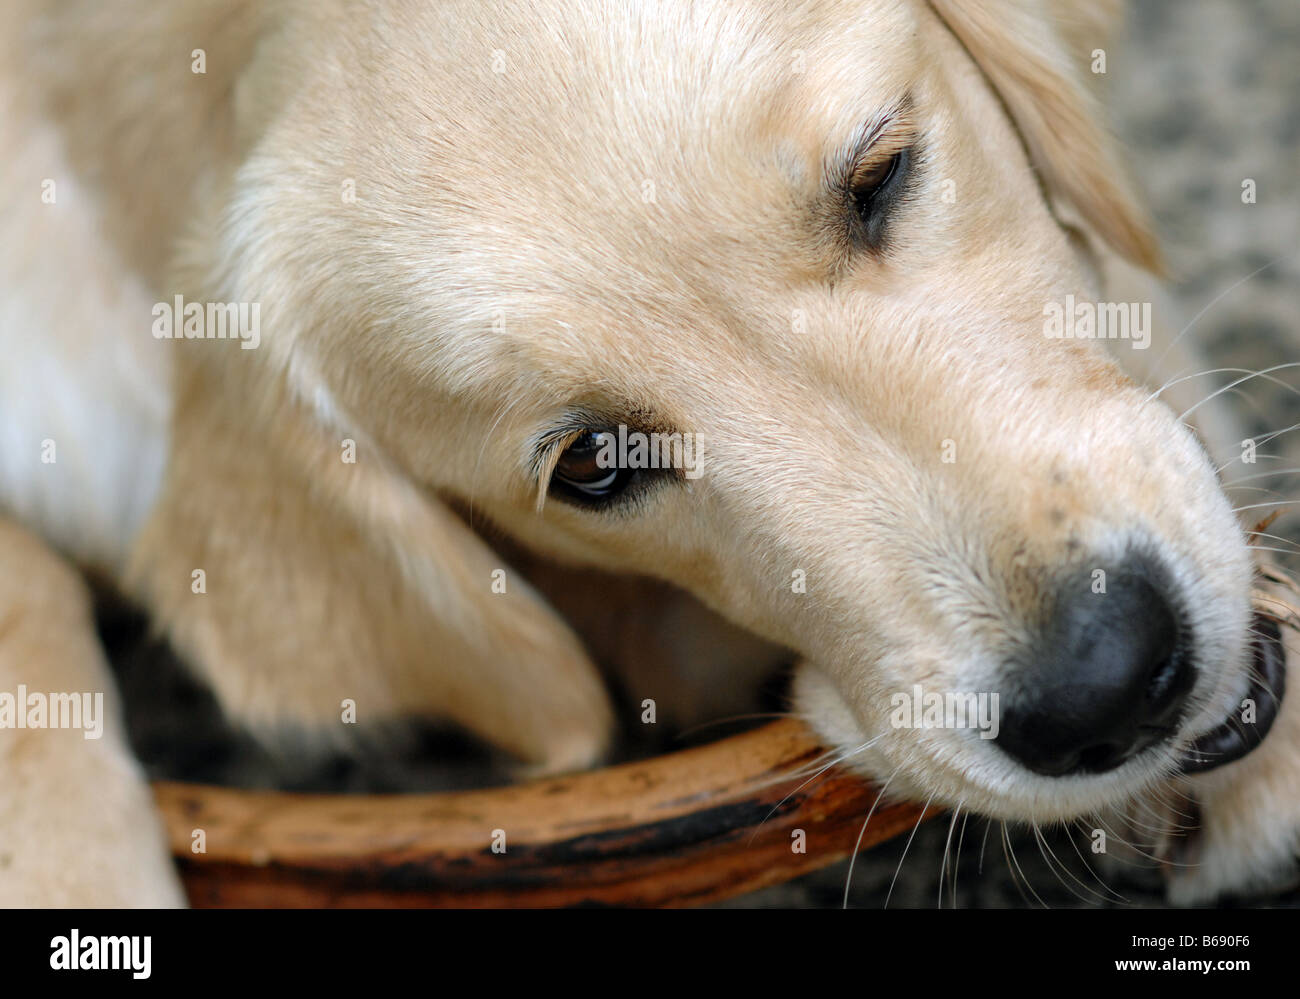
[849, 148, 909, 243]
[552, 431, 634, 501]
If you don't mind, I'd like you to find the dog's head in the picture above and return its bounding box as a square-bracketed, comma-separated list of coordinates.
[166, 0, 1282, 819]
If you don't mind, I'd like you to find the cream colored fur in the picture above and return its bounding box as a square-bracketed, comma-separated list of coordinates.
[0, 0, 1295, 906]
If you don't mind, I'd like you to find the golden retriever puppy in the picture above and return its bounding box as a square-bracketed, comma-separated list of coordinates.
[0, 0, 1295, 906]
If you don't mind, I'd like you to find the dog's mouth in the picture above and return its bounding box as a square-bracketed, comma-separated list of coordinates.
[1177, 612, 1287, 775]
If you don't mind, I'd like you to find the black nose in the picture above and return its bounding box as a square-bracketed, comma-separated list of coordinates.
[998, 559, 1194, 777]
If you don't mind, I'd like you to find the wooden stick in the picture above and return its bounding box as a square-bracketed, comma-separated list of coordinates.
[152, 719, 934, 907]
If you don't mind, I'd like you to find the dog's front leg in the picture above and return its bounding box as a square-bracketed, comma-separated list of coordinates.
[126, 379, 615, 776]
[0, 519, 183, 906]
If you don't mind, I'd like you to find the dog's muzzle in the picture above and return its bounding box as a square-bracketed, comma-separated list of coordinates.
[993, 558, 1287, 779]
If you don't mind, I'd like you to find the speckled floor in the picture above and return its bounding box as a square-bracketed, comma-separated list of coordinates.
[103, 0, 1299, 908]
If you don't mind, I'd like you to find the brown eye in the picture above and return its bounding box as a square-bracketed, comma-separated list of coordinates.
[553, 431, 631, 500]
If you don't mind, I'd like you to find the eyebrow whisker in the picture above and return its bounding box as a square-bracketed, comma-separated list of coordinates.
[824, 95, 917, 194]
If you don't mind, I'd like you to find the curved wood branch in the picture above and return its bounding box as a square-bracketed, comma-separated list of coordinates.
[151, 719, 934, 907]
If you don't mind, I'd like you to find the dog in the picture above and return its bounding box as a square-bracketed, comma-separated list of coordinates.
[1, 0, 1296, 907]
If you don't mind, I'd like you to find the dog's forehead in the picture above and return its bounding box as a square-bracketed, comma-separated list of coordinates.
[404, 0, 925, 179]
[373, 0, 929, 347]
[257, 0, 954, 405]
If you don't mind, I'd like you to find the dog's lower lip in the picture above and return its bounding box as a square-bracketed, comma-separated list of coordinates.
[1178, 613, 1286, 775]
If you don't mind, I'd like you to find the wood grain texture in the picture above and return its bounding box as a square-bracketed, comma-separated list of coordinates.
[151, 719, 934, 907]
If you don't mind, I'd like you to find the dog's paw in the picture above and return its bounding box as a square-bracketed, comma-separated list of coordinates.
[1162, 755, 1300, 906]
[509, 727, 611, 781]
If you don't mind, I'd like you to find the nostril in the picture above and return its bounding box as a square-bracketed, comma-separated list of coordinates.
[1144, 650, 1194, 722]
[1145, 655, 1178, 706]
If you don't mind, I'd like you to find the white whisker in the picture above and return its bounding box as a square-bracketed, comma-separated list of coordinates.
[1178, 363, 1300, 422]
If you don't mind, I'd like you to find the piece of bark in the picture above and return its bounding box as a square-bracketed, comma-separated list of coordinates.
[152, 719, 934, 907]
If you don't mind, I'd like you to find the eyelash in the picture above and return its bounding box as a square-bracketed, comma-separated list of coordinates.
[535, 423, 653, 511]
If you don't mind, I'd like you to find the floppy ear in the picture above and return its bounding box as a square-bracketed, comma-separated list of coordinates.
[927, 0, 1162, 273]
